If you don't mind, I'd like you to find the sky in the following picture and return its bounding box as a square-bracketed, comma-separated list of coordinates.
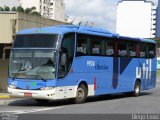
[64, 0, 158, 32]
[0, 0, 19, 8]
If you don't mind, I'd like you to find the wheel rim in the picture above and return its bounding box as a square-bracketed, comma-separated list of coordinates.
[76, 88, 84, 100]
[135, 84, 140, 94]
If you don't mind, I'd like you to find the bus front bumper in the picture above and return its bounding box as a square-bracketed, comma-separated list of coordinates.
[8, 87, 56, 100]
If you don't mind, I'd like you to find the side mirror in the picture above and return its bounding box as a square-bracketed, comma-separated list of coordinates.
[60, 53, 67, 65]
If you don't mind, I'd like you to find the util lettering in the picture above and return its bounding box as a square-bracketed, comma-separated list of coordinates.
[136, 59, 152, 79]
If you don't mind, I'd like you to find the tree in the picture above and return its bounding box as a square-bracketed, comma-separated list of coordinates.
[11, 7, 17, 11]
[0, 7, 4, 11]
[4, 6, 10, 11]
[17, 6, 24, 13]
[24, 7, 36, 14]
[24, 7, 41, 17]
[31, 11, 41, 17]
[24, 8, 32, 14]
[30, 7, 36, 12]
[11, 6, 41, 17]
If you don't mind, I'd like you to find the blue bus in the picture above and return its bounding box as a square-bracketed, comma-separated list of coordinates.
[8, 25, 157, 104]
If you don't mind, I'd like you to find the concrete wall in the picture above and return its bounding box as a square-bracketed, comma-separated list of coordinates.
[17, 12, 65, 31]
[0, 59, 8, 92]
[0, 12, 17, 44]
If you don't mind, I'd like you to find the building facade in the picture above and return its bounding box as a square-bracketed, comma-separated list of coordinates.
[116, 0, 156, 38]
[156, 0, 160, 38]
[50, 0, 65, 21]
[19, 0, 65, 21]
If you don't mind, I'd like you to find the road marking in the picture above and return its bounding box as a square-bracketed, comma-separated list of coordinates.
[0, 106, 63, 114]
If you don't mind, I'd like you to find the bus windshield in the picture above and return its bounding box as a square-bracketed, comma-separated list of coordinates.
[9, 49, 58, 80]
[13, 34, 60, 48]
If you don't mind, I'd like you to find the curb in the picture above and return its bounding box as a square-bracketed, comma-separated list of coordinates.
[0, 94, 10, 99]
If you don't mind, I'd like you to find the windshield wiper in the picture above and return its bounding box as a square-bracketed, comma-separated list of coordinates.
[28, 75, 47, 82]
[13, 69, 27, 80]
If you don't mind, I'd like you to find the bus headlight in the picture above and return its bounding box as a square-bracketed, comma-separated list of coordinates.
[40, 87, 55, 90]
[8, 85, 16, 89]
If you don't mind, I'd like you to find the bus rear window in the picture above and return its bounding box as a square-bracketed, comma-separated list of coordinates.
[13, 34, 60, 48]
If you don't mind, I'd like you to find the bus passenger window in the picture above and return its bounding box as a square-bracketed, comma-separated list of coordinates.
[129, 43, 137, 57]
[118, 42, 128, 57]
[91, 38, 102, 56]
[148, 44, 156, 58]
[106, 41, 114, 56]
[76, 35, 88, 56]
[92, 48, 100, 54]
[76, 41, 87, 55]
[140, 43, 146, 58]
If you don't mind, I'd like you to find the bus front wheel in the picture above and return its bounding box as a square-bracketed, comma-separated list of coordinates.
[74, 84, 88, 104]
[132, 81, 141, 97]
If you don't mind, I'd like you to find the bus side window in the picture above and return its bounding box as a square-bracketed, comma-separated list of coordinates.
[118, 42, 128, 57]
[76, 34, 88, 56]
[129, 42, 137, 57]
[106, 40, 114, 56]
[140, 43, 147, 58]
[148, 44, 156, 58]
[91, 36, 102, 56]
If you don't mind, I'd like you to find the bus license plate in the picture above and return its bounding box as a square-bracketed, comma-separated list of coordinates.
[24, 92, 32, 97]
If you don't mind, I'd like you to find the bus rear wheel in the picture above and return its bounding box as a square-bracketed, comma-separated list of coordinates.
[74, 84, 88, 104]
[132, 81, 141, 97]
[34, 99, 49, 104]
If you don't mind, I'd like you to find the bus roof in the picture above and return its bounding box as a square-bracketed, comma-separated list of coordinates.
[17, 25, 116, 36]
[119, 36, 156, 44]
[17, 25, 156, 44]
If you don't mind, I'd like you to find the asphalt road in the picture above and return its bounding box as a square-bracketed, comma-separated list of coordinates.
[0, 79, 160, 120]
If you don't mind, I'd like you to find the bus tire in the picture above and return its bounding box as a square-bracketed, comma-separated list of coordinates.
[74, 84, 88, 104]
[132, 80, 141, 97]
[34, 99, 49, 104]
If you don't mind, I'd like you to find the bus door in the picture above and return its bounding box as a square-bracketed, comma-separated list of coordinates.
[116, 41, 130, 91]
